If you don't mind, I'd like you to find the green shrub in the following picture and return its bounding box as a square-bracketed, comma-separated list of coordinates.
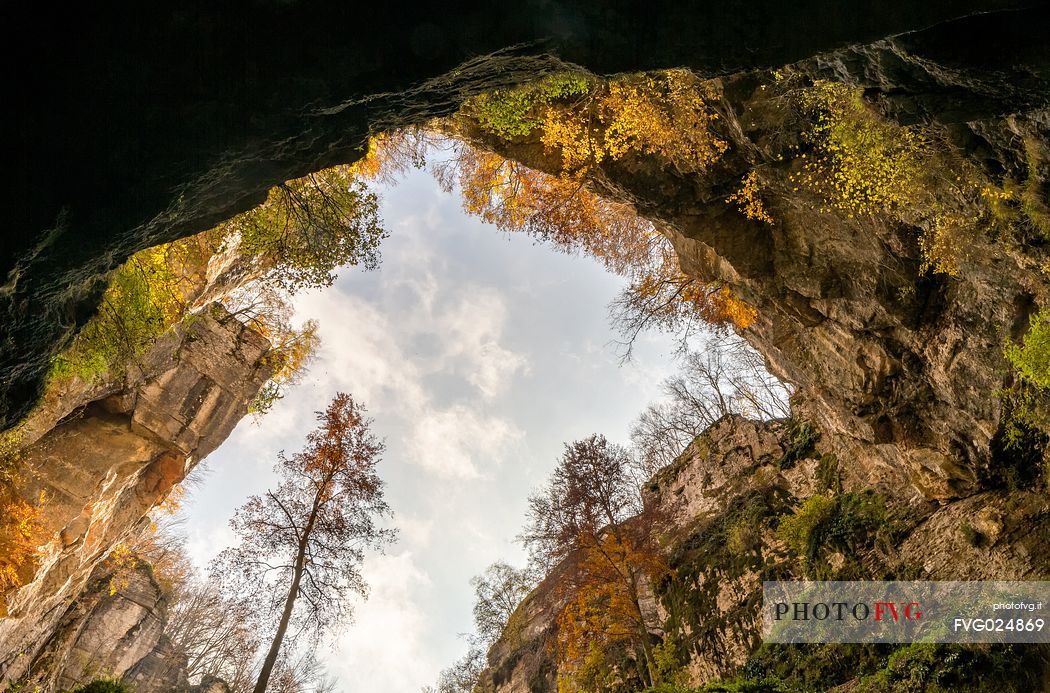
[775, 495, 836, 561]
[467, 73, 593, 139]
[1005, 308, 1050, 389]
[72, 679, 133, 693]
[643, 679, 789, 693]
[857, 643, 1047, 692]
[776, 491, 886, 576]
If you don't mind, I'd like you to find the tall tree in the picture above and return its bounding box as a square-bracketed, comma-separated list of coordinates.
[520, 435, 665, 689]
[214, 393, 395, 693]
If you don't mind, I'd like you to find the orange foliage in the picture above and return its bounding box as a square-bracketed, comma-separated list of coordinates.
[0, 491, 45, 599]
[438, 145, 657, 275]
[554, 533, 669, 691]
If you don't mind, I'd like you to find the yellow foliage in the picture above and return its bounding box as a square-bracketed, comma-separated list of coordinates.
[790, 81, 926, 219]
[539, 70, 727, 174]
[726, 170, 774, 225]
[107, 542, 139, 596]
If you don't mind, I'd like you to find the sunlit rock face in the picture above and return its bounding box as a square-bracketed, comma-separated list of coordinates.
[0, 305, 270, 688]
[24, 562, 189, 693]
[2, 0, 1039, 428]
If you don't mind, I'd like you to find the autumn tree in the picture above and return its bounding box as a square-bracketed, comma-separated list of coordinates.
[631, 335, 792, 475]
[520, 435, 666, 690]
[213, 393, 395, 693]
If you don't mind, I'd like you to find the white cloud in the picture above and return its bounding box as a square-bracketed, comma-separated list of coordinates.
[438, 288, 529, 399]
[408, 405, 522, 479]
[325, 551, 436, 692]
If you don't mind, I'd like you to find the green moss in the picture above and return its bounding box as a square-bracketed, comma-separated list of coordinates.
[815, 453, 840, 493]
[777, 421, 819, 469]
[468, 72, 593, 139]
[71, 680, 133, 693]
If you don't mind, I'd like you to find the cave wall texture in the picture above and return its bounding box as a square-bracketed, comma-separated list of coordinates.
[3, 1, 1050, 690]
[4, 0, 1047, 429]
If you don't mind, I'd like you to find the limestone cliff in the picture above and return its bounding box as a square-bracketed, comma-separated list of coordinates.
[480, 417, 1050, 691]
[0, 305, 271, 689]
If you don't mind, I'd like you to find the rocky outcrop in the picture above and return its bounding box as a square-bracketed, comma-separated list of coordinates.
[0, 305, 271, 689]
[481, 416, 1050, 691]
[21, 562, 188, 692]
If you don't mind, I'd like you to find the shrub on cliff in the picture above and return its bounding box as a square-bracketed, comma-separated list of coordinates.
[71, 679, 132, 693]
[1005, 308, 1050, 389]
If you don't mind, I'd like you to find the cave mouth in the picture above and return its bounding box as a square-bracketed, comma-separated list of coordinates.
[7, 13, 1050, 683]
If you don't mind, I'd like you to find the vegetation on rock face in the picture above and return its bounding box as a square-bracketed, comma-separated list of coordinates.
[466, 73, 594, 140]
[733, 642, 1049, 693]
[1005, 308, 1050, 389]
[0, 488, 44, 606]
[71, 679, 133, 693]
[51, 231, 222, 383]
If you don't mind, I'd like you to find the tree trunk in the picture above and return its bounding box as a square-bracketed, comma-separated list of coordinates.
[253, 514, 316, 693]
[627, 568, 658, 687]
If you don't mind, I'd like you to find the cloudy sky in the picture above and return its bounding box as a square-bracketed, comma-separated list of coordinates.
[179, 162, 686, 691]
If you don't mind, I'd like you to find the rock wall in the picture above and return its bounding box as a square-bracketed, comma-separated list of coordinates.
[481, 416, 1050, 691]
[0, 305, 271, 689]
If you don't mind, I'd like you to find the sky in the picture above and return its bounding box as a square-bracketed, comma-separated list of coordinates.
[179, 162, 686, 691]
